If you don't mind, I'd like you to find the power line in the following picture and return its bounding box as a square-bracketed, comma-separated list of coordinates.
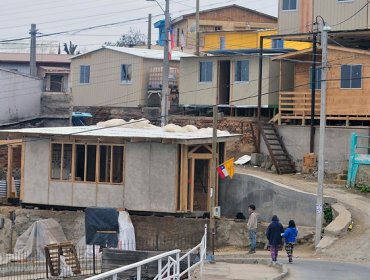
[330, 0, 370, 27]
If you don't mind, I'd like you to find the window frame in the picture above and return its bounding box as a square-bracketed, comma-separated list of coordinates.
[272, 39, 284, 49]
[282, 0, 298, 11]
[220, 36, 226, 50]
[49, 142, 125, 185]
[199, 61, 213, 83]
[340, 64, 362, 89]
[50, 142, 73, 182]
[309, 67, 322, 90]
[234, 60, 250, 83]
[79, 65, 90, 84]
[120, 64, 132, 84]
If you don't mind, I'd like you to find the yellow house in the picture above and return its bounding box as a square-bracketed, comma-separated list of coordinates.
[202, 29, 311, 51]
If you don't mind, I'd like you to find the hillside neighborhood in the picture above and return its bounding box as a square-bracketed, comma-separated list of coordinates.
[1, 0, 370, 279]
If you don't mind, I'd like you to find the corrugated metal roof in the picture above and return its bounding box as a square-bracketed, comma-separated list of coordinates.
[0, 126, 238, 142]
[72, 46, 194, 61]
[0, 53, 72, 64]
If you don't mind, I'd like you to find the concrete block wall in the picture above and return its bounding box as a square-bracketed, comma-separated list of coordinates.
[261, 125, 370, 174]
[219, 173, 335, 227]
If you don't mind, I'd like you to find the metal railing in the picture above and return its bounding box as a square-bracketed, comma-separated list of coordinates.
[86, 224, 207, 280]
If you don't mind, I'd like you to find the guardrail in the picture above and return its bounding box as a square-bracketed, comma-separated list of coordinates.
[86, 224, 207, 280]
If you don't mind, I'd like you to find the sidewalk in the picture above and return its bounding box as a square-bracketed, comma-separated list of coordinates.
[197, 262, 280, 280]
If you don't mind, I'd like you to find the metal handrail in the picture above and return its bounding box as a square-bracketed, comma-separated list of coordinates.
[85, 249, 180, 280]
[86, 224, 208, 280]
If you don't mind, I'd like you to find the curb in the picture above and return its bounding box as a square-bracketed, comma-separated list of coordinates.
[215, 257, 289, 280]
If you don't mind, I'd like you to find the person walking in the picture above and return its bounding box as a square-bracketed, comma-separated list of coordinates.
[266, 215, 284, 262]
[247, 204, 257, 254]
[282, 220, 298, 263]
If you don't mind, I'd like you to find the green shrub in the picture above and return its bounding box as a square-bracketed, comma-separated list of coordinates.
[355, 184, 370, 193]
[323, 204, 333, 224]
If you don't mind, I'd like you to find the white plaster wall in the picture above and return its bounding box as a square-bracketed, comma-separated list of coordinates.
[0, 69, 42, 124]
[73, 183, 97, 207]
[49, 181, 73, 206]
[97, 184, 124, 208]
[23, 139, 50, 204]
[124, 143, 178, 212]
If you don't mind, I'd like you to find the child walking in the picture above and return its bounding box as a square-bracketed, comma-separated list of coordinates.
[266, 215, 284, 262]
[282, 220, 298, 263]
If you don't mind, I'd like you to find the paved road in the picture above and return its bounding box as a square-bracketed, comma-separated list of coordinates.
[286, 259, 370, 280]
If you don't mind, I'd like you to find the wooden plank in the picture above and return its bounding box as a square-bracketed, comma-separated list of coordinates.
[190, 158, 195, 212]
[7, 146, 13, 199]
[178, 145, 184, 212]
[20, 143, 25, 201]
[182, 145, 189, 212]
[188, 153, 213, 159]
[95, 145, 100, 207]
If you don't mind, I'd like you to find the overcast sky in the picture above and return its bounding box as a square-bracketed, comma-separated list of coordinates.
[0, 0, 278, 53]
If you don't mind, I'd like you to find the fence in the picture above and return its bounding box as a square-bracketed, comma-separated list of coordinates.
[86, 224, 207, 280]
[0, 246, 102, 280]
[0, 229, 207, 280]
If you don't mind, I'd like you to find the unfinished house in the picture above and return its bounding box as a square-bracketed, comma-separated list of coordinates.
[179, 50, 294, 117]
[273, 46, 370, 126]
[0, 122, 239, 213]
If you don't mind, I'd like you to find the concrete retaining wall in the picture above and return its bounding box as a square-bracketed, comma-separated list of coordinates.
[219, 173, 335, 227]
[261, 125, 370, 174]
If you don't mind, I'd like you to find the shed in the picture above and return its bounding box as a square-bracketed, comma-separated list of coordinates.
[0, 121, 239, 213]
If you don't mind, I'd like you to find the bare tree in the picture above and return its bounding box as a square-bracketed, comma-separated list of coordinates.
[105, 28, 146, 48]
[64, 41, 79, 54]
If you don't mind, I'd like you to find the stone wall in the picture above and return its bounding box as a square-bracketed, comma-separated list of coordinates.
[170, 116, 257, 159]
[0, 208, 314, 254]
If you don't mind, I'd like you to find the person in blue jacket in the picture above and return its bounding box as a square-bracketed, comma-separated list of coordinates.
[282, 220, 298, 263]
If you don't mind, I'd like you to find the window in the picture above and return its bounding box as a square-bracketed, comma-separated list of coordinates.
[99, 145, 124, 184]
[199, 61, 213, 82]
[51, 143, 124, 184]
[120, 64, 132, 83]
[309, 67, 322, 90]
[341, 65, 362, 89]
[220, 37, 226, 50]
[80, 65, 90, 84]
[234, 60, 249, 82]
[282, 0, 297, 11]
[272, 39, 284, 49]
[51, 143, 72, 180]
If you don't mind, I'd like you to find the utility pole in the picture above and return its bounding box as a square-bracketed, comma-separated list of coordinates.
[310, 33, 317, 153]
[147, 14, 152, 49]
[315, 22, 330, 247]
[195, 0, 200, 56]
[29, 24, 37, 77]
[161, 0, 170, 126]
[256, 36, 264, 153]
[210, 104, 218, 256]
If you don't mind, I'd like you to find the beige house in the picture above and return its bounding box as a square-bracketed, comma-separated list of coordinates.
[278, 0, 370, 34]
[172, 4, 277, 50]
[179, 51, 293, 115]
[71, 47, 193, 108]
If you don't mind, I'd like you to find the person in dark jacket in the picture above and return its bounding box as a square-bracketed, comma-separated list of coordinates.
[266, 215, 284, 262]
[282, 220, 298, 263]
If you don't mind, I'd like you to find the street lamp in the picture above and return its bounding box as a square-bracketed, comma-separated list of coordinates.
[146, 0, 170, 126]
